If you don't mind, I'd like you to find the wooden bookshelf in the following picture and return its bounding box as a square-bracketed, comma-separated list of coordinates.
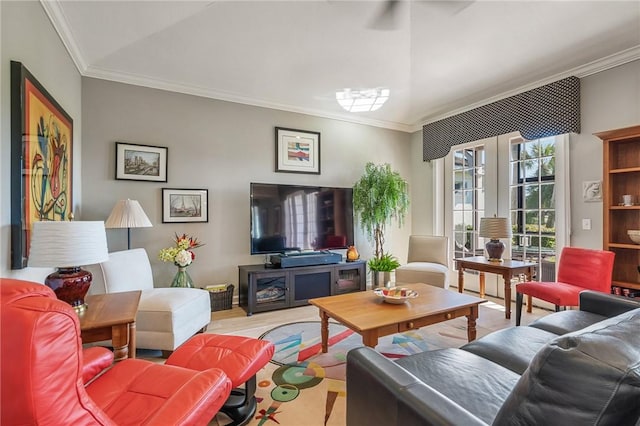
[596, 125, 640, 293]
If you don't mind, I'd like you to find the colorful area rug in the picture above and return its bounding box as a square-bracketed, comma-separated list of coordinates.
[242, 320, 469, 426]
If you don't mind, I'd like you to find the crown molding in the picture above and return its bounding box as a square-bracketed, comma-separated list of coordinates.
[410, 45, 640, 132]
[40, 0, 87, 74]
[83, 66, 414, 133]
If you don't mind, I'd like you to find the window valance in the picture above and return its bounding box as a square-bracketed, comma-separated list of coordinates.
[422, 76, 580, 161]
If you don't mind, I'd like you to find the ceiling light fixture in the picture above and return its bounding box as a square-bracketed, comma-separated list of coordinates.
[336, 88, 390, 112]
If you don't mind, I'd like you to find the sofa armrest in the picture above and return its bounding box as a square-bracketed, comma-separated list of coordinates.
[579, 290, 640, 317]
[347, 347, 487, 426]
[82, 346, 114, 384]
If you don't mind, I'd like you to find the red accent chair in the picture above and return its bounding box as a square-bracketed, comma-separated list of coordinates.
[1, 279, 232, 425]
[515, 247, 615, 326]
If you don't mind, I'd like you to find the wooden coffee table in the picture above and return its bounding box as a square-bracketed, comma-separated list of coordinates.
[309, 284, 485, 352]
[79, 291, 141, 361]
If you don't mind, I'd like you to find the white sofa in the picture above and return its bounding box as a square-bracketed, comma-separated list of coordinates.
[87, 248, 211, 354]
[395, 235, 450, 289]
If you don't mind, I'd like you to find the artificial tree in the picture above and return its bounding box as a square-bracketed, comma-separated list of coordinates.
[353, 162, 409, 284]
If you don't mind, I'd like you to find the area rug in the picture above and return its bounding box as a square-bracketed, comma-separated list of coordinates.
[240, 320, 471, 426]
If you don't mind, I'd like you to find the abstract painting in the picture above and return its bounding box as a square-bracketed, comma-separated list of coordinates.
[275, 127, 320, 174]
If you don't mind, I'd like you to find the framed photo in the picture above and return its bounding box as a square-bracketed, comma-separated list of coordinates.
[116, 142, 168, 182]
[10, 61, 74, 269]
[162, 188, 208, 223]
[275, 127, 321, 174]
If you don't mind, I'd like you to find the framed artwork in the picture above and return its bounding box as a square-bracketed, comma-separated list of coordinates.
[275, 127, 321, 174]
[116, 142, 168, 182]
[162, 188, 208, 223]
[10, 61, 74, 269]
[583, 180, 602, 202]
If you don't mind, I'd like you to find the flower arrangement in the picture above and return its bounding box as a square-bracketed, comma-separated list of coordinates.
[159, 233, 204, 268]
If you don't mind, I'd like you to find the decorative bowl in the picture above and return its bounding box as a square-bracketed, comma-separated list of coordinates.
[628, 230, 640, 244]
[374, 287, 418, 304]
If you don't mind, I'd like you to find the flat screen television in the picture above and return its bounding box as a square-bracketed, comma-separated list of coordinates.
[250, 182, 354, 255]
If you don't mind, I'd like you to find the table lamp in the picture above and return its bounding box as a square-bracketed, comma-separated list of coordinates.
[28, 221, 109, 314]
[105, 199, 152, 250]
[479, 216, 511, 262]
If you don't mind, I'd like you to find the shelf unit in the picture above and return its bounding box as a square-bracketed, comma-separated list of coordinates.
[238, 260, 366, 315]
[596, 125, 640, 294]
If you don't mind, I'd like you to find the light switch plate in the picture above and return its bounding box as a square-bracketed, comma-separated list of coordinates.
[582, 218, 592, 230]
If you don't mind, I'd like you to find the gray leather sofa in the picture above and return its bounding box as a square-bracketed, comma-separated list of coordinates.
[347, 291, 640, 425]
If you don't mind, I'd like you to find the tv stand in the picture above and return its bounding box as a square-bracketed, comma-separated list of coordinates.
[238, 260, 366, 315]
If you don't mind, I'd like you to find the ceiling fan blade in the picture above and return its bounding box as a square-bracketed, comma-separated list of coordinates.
[369, 0, 402, 31]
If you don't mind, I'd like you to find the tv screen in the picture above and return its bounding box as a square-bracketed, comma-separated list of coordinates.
[250, 183, 354, 255]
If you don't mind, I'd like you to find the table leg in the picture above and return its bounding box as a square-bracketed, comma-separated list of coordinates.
[111, 324, 128, 361]
[320, 310, 329, 353]
[458, 266, 465, 293]
[526, 267, 533, 313]
[128, 321, 136, 359]
[502, 272, 512, 319]
[479, 272, 486, 299]
[362, 331, 379, 348]
[466, 306, 478, 342]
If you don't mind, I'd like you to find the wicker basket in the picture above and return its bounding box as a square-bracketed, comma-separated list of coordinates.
[205, 284, 234, 311]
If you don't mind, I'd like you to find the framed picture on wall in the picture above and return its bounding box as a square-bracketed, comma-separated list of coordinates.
[10, 61, 74, 269]
[275, 127, 321, 174]
[115, 142, 168, 182]
[162, 188, 208, 223]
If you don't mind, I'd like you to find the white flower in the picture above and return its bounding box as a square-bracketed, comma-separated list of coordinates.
[174, 249, 193, 267]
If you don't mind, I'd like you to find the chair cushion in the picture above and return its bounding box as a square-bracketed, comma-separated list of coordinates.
[516, 281, 583, 307]
[395, 263, 449, 288]
[493, 308, 640, 425]
[86, 359, 231, 425]
[395, 348, 520, 424]
[136, 288, 211, 350]
[461, 326, 558, 374]
[528, 310, 607, 335]
[100, 249, 155, 292]
[166, 334, 274, 388]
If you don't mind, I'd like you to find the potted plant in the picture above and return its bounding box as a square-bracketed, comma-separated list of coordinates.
[353, 162, 409, 287]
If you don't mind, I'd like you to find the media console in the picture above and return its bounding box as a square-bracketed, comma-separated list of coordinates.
[238, 260, 366, 315]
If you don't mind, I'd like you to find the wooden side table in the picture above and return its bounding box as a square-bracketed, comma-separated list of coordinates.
[454, 256, 536, 319]
[80, 291, 141, 361]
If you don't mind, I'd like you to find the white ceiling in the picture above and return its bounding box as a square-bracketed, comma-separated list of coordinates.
[43, 0, 640, 132]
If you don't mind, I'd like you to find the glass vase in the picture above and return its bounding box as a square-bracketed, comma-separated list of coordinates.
[171, 267, 194, 288]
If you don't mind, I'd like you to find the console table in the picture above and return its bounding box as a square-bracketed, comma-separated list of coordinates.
[80, 291, 141, 361]
[454, 256, 536, 320]
[239, 260, 366, 315]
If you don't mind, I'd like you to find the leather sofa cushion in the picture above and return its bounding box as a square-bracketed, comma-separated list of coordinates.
[460, 326, 558, 374]
[528, 310, 606, 335]
[395, 348, 520, 424]
[494, 308, 640, 425]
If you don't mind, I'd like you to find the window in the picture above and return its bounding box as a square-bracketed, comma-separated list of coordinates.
[443, 133, 570, 287]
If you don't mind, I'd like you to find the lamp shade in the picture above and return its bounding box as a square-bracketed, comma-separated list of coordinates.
[28, 221, 109, 267]
[479, 217, 511, 240]
[105, 199, 152, 229]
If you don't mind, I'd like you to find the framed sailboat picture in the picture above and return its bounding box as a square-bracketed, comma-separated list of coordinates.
[162, 188, 208, 223]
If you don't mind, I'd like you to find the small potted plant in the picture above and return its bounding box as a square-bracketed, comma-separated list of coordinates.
[353, 162, 409, 287]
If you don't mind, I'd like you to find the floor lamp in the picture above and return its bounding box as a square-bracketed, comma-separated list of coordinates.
[105, 199, 153, 250]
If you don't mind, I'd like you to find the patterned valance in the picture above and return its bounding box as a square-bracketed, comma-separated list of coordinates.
[422, 76, 580, 161]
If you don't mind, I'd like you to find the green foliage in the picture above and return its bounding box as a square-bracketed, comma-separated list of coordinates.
[353, 162, 409, 260]
[368, 254, 401, 272]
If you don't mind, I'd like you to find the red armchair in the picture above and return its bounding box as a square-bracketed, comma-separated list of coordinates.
[515, 247, 615, 325]
[1, 279, 232, 425]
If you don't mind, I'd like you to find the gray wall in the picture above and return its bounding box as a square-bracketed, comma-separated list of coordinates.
[1, 1, 82, 280]
[81, 78, 412, 288]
